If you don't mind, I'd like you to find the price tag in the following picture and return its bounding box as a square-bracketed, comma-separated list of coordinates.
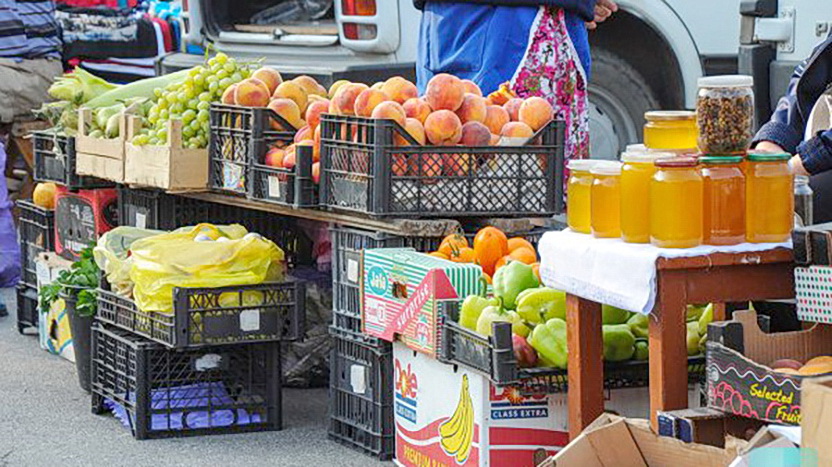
[350, 364, 367, 395]
[239, 309, 261, 332]
[347, 258, 359, 284]
[135, 212, 147, 230]
[268, 175, 281, 199]
[223, 163, 245, 191]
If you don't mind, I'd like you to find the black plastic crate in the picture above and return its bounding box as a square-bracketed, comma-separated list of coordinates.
[91, 322, 282, 440]
[319, 115, 565, 218]
[16, 199, 55, 288]
[16, 282, 38, 335]
[32, 130, 113, 190]
[250, 144, 319, 208]
[96, 279, 306, 349]
[437, 301, 705, 394]
[117, 187, 313, 268]
[208, 104, 297, 195]
[328, 326, 394, 460]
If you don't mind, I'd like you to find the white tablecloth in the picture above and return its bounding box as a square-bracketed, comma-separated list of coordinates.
[538, 229, 792, 315]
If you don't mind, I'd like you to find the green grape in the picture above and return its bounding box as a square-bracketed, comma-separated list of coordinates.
[194, 73, 205, 86]
[149, 137, 160, 145]
[197, 109, 210, 123]
[201, 121, 210, 133]
[219, 78, 232, 89]
[208, 81, 219, 93]
[230, 72, 243, 83]
[208, 57, 217, 67]
[148, 114, 158, 125]
[157, 99, 168, 110]
[199, 92, 212, 103]
[182, 109, 197, 123]
[216, 69, 229, 80]
[215, 52, 228, 64]
[223, 62, 235, 73]
[197, 134, 208, 147]
[197, 101, 211, 111]
[171, 102, 184, 114]
[182, 125, 196, 138]
[159, 109, 169, 120]
[157, 128, 168, 140]
[148, 108, 158, 121]
[188, 67, 200, 77]
[189, 119, 201, 131]
[153, 88, 162, 98]
[177, 91, 188, 102]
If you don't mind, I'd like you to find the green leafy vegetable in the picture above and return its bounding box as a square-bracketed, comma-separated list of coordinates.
[39, 245, 100, 318]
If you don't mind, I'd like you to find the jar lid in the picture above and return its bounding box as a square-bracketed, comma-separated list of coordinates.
[567, 159, 599, 171]
[698, 75, 754, 88]
[590, 161, 622, 175]
[655, 156, 698, 168]
[621, 151, 675, 163]
[644, 110, 695, 121]
[699, 156, 743, 164]
[626, 143, 647, 153]
[747, 152, 791, 162]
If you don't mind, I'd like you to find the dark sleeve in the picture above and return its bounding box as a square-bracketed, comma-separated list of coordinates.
[414, 0, 596, 22]
[751, 59, 808, 154]
[797, 129, 832, 175]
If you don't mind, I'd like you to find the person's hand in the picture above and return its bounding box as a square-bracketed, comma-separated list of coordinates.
[790, 154, 809, 176]
[587, 0, 618, 30]
[754, 141, 786, 153]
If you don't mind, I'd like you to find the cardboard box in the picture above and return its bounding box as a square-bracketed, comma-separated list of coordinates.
[75, 108, 126, 183]
[706, 310, 832, 425]
[123, 117, 208, 191]
[541, 414, 740, 467]
[362, 249, 481, 357]
[792, 222, 832, 266]
[35, 252, 75, 362]
[729, 425, 804, 467]
[657, 408, 727, 447]
[393, 343, 701, 467]
[801, 376, 832, 467]
[54, 186, 118, 261]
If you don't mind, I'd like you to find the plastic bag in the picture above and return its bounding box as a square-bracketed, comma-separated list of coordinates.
[93, 226, 164, 295]
[129, 224, 285, 314]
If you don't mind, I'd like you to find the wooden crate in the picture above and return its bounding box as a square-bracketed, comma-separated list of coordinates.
[76, 108, 126, 183]
[123, 117, 208, 191]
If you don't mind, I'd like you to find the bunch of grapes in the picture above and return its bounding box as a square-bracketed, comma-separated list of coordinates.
[131, 53, 251, 148]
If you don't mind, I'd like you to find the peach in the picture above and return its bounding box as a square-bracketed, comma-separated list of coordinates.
[443, 153, 472, 176]
[305, 100, 330, 130]
[461, 79, 482, 97]
[490, 133, 501, 146]
[355, 88, 390, 118]
[397, 118, 426, 146]
[234, 78, 271, 107]
[500, 121, 534, 139]
[268, 98, 303, 130]
[273, 81, 309, 113]
[313, 125, 322, 162]
[311, 162, 320, 184]
[371, 101, 407, 127]
[328, 80, 350, 99]
[264, 147, 285, 167]
[460, 121, 492, 147]
[425, 73, 465, 111]
[282, 145, 296, 169]
[330, 83, 369, 116]
[392, 154, 413, 177]
[455, 93, 487, 124]
[308, 94, 327, 104]
[251, 67, 283, 94]
[221, 84, 238, 105]
[419, 153, 444, 183]
[519, 97, 553, 131]
[403, 98, 432, 124]
[381, 76, 419, 104]
[293, 75, 325, 97]
[483, 105, 510, 135]
[424, 109, 462, 145]
[371, 81, 385, 91]
[504, 98, 524, 121]
[294, 125, 312, 143]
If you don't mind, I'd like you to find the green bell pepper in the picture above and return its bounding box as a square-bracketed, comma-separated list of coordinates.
[698, 303, 714, 336]
[686, 321, 701, 356]
[476, 297, 530, 338]
[626, 313, 649, 339]
[634, 338, 649, 361]
[515, 287, 566, 324]
[459, 278, 497, 331]
[602, 324, 636, 362]
[493, 261, 539, 310]
[528, 318, 568, 369]
[602, 304, 630, 325]
[686, 304, 708, 323]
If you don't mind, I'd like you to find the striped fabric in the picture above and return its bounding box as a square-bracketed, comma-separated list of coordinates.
[0, 0, 61, 58]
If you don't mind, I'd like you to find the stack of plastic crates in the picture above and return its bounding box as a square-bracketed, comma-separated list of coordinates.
[15, 200, 55, 334]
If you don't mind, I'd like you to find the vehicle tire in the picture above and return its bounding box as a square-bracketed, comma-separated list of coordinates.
[588, 48, 660, 160]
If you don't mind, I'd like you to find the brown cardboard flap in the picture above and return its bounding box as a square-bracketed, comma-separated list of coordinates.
[801, 376, 832, 467]
[732, 310, 832, 364]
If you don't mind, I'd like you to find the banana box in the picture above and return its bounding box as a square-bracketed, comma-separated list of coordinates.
[362, 248, 481, 358]
[393, 343, 702, 467]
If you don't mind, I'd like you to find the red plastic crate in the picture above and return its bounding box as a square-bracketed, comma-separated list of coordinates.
[55, 186, 118, 261]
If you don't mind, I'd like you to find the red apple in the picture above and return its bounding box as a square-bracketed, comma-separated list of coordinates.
[513, 334, 538, 368]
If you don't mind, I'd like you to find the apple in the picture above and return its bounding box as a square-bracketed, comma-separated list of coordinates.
[264, 147, 284, 167]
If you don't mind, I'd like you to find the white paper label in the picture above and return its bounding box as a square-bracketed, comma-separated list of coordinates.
[35, 260, 50, 287]
[195, 354, 222, 371]
[350, 364, 367, 395]
[135, 212, 147, 230]
[267, 175, 281, 198]
[239, 309, 261, 332]
[347, 258, 359, 284]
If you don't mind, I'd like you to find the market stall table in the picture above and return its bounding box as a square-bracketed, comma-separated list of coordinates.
[538, 231, 794, 438]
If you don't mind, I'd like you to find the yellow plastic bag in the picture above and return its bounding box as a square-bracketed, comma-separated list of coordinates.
[93, 226, 165, 296]
[129, 223, 285, 314]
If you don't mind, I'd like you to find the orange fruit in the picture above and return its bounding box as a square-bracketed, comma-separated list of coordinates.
[531, 262, 540, 281]
[473, 226, 508, 276]
[494, 255, 511, 273]
[450, 247, 476, 263]
[428, 252, 449, 260]
[507, 237, 534, 253]
[438, 233, 468, 257]
[508, 247, 537, 264]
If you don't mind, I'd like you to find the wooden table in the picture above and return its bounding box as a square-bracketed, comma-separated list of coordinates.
[565, 248, 795, 438]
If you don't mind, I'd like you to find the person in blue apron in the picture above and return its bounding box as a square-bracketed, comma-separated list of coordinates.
[753, 33, 832, 223]
[414, 0, 617, 162]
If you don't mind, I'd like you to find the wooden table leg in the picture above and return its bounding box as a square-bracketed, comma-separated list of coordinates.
[649, 271, 689, 431]
[566, 294, 604, 440]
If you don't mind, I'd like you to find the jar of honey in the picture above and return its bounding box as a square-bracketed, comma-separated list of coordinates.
[650, 157, 703, 248]
[567, 159, 598, 234]
[700, 156, 745, 245]
[644, 111, 698, 152]
[620, 151, 673, 243]
[590, 161, 622, 238]
[746, 153, 794, 243]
